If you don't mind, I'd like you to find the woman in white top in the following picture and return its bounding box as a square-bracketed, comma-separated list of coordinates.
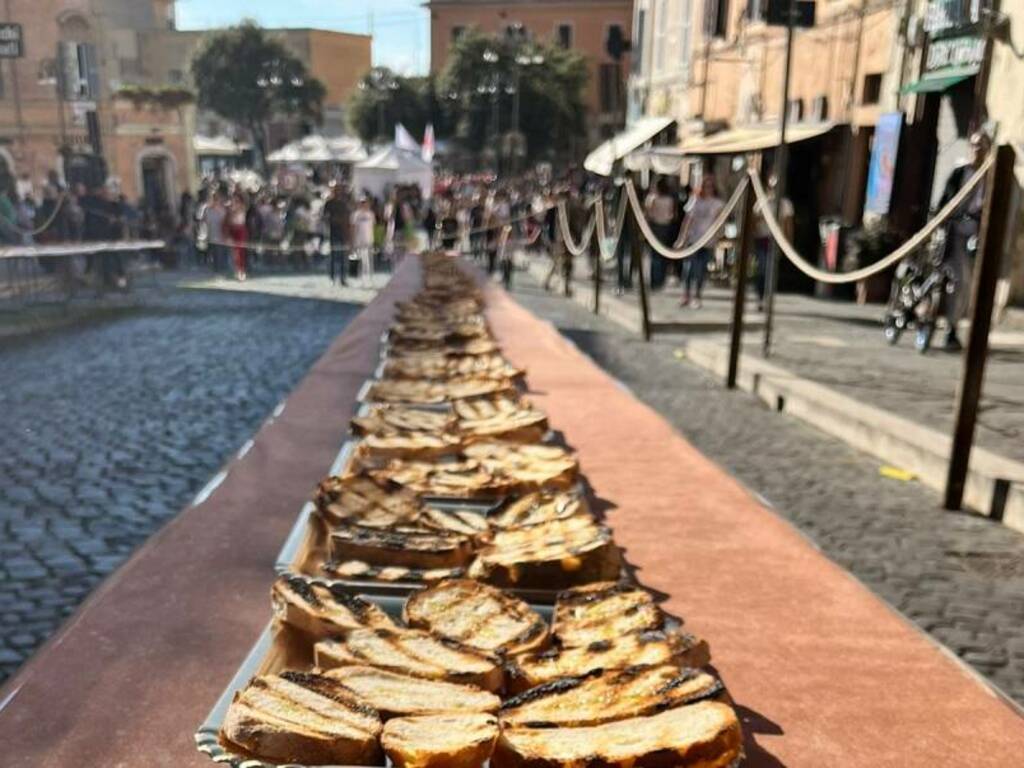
[351, 198, 376, 286]
[643, 177, 677, 290]
[679, 175, 724, 308]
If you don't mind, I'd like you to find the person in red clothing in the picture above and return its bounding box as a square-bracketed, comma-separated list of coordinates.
[225, 192, 249, 281]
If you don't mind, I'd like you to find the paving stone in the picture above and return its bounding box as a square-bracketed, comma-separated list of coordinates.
[0, 283, 357, 684]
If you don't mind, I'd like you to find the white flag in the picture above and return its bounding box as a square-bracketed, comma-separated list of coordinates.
[422, 123, 435, 162]
[395, 123, 420, 153]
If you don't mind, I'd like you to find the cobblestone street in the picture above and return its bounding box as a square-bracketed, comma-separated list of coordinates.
[510, 273, 1024, 707]
[0, 283, 358, 682]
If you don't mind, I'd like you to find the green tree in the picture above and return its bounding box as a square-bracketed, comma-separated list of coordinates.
[191, 21, 326, 169]
[348, 67, 432, 144]
[440, 30, 588, 164]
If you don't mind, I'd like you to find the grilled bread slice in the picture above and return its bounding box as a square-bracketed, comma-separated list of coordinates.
[507, 629, 710, 694]
[492, 701, 743, 768]
[382, 354, 522, 382]
[382, 713, 499, 768]
[271, 575, 396, 639]
[490, 491, 590, 530]
[352, 406, 457, 436]
[370, 459, 497, 499]
[314, 627, 503, 691]
[500, 664, 723, 728]
[325, 666, 500, 719]
[420, 507, 491, 539]
[386, 336, 501, 359]
[354, 432, 462, 464]
[322, 559, 465, 583]
[329, 525, 475, 570]
[366, 378, 516, 405]
[315, 474, 423, 529]
[454, 398, 548, 444]
[462, 442, 578, 492]
[404, 578, 549, 656]
[220, 671, 382, 765]
[467, 516, 620, 589]
[552, 582, 665, 648]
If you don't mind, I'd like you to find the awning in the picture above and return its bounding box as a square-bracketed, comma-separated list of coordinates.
[679, 122, 836, 155]
[623, 147, 689, 175]
[901, 66, 976, 94]
[584, 116, 675, 176]
[193, 135, 249, 157]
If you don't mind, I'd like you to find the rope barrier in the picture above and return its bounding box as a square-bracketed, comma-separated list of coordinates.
[3, 190, 71, 237]
[747, 154, 993, 284]
[594, 191, 629, 263]
[624, 177, 747, 261]
[557, 200, 596, 257]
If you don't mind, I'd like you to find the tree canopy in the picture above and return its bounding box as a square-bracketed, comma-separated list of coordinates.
[347, 68, 431, 144]
[440, 29, 588, 163]
[191, 22, 326, 167]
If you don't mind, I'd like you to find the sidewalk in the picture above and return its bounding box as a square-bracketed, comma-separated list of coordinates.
[523, 255, 1024, 530]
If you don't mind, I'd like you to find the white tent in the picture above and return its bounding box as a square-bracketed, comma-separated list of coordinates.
[266, 135, 367, 165]
[352, 145, 434, 199]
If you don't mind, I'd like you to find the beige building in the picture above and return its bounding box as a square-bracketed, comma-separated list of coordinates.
[427, 0, 633, 148]
[0, 0, 195, 206]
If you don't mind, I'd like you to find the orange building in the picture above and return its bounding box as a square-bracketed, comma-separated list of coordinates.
[427, 0, 633, 149]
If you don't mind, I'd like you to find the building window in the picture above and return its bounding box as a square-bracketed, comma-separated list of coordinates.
[506, 23, 528, 40]
[705, 0, 730, 38]
[747, 0, 766, 21]
[59, 41, 99, 100]
[812, 95, 829, 121]
[633, 9, 646, 74]
[451, 25, 465, 43]
[557, 24, 573, 49]
[168, 68, 184, 84]
[599, 62, 625, 113]
[653, 0, 667, 71]
[788, 98, 804, 122]
[862, 73, 882, 104]
[38, 58, 58, 86]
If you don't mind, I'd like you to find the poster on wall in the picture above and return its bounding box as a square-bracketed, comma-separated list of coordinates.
[864, 112, 903, 215]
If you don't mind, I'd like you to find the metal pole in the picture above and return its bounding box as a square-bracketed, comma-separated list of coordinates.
[629, 199, 652, 340]
[944, 144, 1015, 511]
[593, 212, 602, 314]
[727, 178, 756, 389]
[762, 0, 796, 358]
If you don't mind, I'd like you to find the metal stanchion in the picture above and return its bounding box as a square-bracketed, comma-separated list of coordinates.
[629, 203, 652, 341]
[593, 219, 602, 315]
[944, 143, 1016, 511]
[727, 180, 757, 389]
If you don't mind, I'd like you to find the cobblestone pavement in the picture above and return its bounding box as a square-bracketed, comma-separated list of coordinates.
[527, 257, 1024, 465]
[510, 273, 1024, 706]
[0, 283, 360, 682]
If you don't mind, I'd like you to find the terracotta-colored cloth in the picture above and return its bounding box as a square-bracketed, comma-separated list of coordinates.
[2, 256, 1022, 768]
[481, 279, 1024, 766]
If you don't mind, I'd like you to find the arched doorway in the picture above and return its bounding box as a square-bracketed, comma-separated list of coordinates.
[136, 148, 177, 215]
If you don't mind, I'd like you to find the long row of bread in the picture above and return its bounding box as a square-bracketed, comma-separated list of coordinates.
[202, 253, 744, 768]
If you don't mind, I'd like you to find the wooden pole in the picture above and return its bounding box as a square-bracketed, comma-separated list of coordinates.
[629, 202, 652, 341]
[727, 180, 756, 389]
[944, 143, 1015, 511]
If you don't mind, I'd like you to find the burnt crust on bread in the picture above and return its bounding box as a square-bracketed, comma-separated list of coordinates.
[321, 559, 465, 583]
[506, 629, 710, 694]
[220, 671, 382, 765]
[365, 377, 517, 405]
[403, 578, 549, 656]
[314, 474, 423, 529]
[329, 525, 475, 570]
[500, 664, 724, 728]
[490, 491, 589, 530]
[324, 665, 501, 719]
[382, 713, 499, 768]
[552, 582, 666, 647]
[315, 627, 504, 691]
[491, 701, 743, 768]
[271, 575, 396, 639]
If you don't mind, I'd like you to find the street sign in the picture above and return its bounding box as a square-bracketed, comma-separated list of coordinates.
[766, 0, 816, 28]
[0, 23, 22, 58]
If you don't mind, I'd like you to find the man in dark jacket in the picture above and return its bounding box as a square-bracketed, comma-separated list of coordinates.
[323, 183, 352, 284]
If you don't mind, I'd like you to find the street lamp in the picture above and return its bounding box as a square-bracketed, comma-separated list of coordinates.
[360, 68, 400, 143]
[510, 51, 544, 173]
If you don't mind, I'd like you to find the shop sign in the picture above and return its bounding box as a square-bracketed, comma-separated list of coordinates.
[864, 112, 903, 216]
[925, 35, 985, 74]
[923, 0, 984, 36]
[0, 23, 23, 58]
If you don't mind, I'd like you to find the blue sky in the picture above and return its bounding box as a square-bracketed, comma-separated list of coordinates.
[175, 0, 430, 74]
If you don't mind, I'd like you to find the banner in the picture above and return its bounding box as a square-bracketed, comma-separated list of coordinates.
[864, 112, 903, 216]
[395, 123, 420, 153]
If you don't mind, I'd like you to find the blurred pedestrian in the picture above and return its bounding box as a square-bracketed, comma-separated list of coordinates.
[323, 183, 351, 285]
[351, 197, 376, 285]
[644, 177, 677, 290]
[226, 192, 249, 280]
[678, 175, 724, 309]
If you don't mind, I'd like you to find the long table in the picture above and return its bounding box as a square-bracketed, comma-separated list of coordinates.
[0, 255, 1021, 766]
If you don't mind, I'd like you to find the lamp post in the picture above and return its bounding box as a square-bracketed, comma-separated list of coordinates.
[512, 52, 544, 174]
[359, 67, 399, 144]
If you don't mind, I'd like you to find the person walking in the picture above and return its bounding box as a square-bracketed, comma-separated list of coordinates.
[203, 191, 228, 274]
[751, 175, 794, 312]
[644, 177, 677, 290]
[678, 175, 724, 309]
[225, 192, 249, 281]
[351, 197, 376, 286]
[936, 130, 990, 351]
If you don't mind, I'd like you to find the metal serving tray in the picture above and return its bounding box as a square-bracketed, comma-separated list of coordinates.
[194, 594, 557, 768]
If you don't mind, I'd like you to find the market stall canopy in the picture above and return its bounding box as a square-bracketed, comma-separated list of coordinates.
[624, 146, 689, 175]
[584, 116, 675, 176]
[680, 122, 836, 155]
[352, 144, 434, 199]
[266, 135, 368, 164]
[901, 65, 976, 94]
[193, 134, 250, 157]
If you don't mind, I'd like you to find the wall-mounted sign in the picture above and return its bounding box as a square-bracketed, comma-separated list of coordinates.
[925, 35, 985, 74]
[864, 112, 903, 216]
[923, 0, 984, 36]
[0, 23, 23, 59]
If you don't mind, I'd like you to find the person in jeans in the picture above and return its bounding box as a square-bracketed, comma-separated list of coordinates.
[678, 175, 724, 308]
[751, 174, 794, 312]
[643, 177, 677, 290]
